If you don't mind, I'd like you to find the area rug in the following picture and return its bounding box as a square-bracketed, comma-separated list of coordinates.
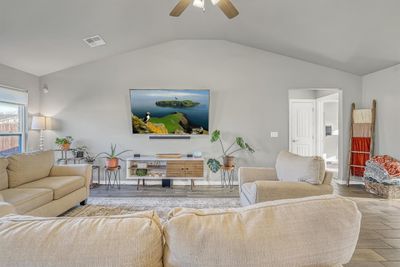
[63, 197, 241, 220]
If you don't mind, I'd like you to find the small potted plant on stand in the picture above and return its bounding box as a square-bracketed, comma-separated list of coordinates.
[85, 152, 99, 165]
[207, 130, 255, 173]
[74, 145, 87, 159]
[55, 136, 73, 150]
[99, 144, 131, 169]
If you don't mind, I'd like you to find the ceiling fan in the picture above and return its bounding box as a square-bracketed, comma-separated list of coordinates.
[170, 0, 239, 19]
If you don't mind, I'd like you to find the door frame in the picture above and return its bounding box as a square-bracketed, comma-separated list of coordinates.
[288, 99, 317, 155]
[289, 88, 343, 181]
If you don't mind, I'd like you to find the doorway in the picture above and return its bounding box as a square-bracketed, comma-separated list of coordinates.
[289, 89, 341, 179]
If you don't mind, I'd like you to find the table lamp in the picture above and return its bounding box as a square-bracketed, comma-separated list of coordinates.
[31, 116, 46, 151]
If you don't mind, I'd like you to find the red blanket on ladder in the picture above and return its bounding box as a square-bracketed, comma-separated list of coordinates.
[351, 137, 371, 177]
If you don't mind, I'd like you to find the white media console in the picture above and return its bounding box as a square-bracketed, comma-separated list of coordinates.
[125, 156, 205, 190]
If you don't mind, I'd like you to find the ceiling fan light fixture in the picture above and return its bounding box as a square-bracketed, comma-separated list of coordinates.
[210, 0, 220, 5]
[193, 0, 205, 10]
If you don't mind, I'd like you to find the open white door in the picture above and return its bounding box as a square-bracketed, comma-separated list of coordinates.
[289, 99, 316, 156]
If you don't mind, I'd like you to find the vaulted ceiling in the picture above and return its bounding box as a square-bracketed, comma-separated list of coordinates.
[1, 0, 399, 76]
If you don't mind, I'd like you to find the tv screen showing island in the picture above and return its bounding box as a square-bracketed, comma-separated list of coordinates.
[130, 89, 210, 135]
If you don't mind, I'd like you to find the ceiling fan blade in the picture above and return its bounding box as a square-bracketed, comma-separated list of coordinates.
[217, 0, 239, 19]
[170, 0, 191, 17]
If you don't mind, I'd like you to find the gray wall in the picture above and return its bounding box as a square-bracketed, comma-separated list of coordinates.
[362, 64, 400, 159]
[0, 63, 40, 151]
[39, 40, 362, 181]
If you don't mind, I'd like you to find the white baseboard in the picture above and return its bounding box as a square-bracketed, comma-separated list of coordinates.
[118, 179, 238, 186]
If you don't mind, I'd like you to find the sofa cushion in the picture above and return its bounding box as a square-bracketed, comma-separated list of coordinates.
[0, 201, 16, 217]
[1, 188, 53, 214]
[7, 151, 54, 188]
[18, 176, 85, 200]
[0, 158, 8, 190]
[164, 195, 361, 267]
[0, 211, 163, 267]
[275, 150, 326, 184]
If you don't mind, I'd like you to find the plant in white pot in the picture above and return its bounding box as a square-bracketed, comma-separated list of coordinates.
[207, 130, 255, 173]
[99, 144, 131, 169]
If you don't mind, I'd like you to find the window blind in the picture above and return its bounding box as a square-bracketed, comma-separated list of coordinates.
[0, 85, 28, 105]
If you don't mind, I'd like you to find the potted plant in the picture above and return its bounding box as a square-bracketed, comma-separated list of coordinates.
[73, 145, 87, 158]
[55, 136, 73, 150]
[99, 144, 131, 169]
[207, 130, 255, 173]
[85, 152, 99, 164]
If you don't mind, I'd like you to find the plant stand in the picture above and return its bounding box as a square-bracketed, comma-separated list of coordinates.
[221, 166, 235, 189]
[105, 166, 121, 190]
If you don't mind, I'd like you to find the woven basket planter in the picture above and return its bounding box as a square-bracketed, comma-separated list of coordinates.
[364, 179, 400, 199]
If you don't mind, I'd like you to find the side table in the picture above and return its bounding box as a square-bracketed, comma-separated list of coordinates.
[90, 165, 101, 188]
[221, 166, 235, 189]
[105, 166, 121, 190]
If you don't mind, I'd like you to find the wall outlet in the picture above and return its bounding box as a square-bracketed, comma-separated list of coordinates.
[270, 132, 279, 138]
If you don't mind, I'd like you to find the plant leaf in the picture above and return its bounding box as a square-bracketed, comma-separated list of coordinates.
[115, 150, 132, 157]
[245, 143, 255, 153]
[236, 137, 246, 149]
[207, 158, 222, 173]
[210, 130, 220, 143]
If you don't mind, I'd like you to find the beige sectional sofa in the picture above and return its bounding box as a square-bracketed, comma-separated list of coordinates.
[239, 151, 334, 206]
[0, 151, 92, 217]
[0, 195, 361, 267]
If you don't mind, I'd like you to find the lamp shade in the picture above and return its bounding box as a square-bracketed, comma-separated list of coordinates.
[31, 116, 46, 130]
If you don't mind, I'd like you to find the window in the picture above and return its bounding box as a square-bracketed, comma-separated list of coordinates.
[0, 86, 28, 156]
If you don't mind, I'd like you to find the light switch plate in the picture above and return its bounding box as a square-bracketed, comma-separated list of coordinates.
[271, 132, 279, 138]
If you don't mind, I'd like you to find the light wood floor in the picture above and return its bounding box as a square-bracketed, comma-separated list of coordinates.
[90, 183, 400, 266]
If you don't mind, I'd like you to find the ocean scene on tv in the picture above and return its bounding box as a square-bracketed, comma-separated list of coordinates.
[131, 89, 209, 135]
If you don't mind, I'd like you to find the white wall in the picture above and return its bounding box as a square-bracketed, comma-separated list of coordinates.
[0, 63, 40, 151]
[362, 64, 400, 159]
[40, 40, 362, 181]
[323, 101, 339, 160]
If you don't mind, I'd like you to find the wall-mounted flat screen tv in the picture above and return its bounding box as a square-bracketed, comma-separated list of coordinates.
[130, 89, 210, 135]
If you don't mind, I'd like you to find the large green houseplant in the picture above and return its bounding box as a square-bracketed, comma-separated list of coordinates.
[207, 130, 255, 173]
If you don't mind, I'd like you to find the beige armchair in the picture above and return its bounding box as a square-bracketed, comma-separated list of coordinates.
[239, 151, 334, 206]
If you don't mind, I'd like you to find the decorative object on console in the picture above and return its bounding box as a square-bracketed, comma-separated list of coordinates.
[99, 144, 131, 169]
[31, 115, 46, 151]
[130, 89, 209, 136]
[193, 151, 202, 158]
[55, 136, 73, 151]
[207, 130, 255, 173]
[157, 153, 182, 158]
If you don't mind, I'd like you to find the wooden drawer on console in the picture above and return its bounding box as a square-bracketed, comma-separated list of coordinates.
[184, 161, 204, 177]
[166, 160, 204, 178]
[166, 161, 187, 177]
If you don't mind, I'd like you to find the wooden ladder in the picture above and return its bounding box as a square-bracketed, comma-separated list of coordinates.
[347, 100, 376, 186]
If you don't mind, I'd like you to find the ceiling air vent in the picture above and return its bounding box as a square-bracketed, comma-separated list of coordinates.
[83, 35, 106, 48]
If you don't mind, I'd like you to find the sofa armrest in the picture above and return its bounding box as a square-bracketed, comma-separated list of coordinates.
[323, 170, 334, 185]
[0, 201, 16, 217]
[238, 167, 278, 188]
[50, 164, 92, 192]
[253, 181, 334, 202]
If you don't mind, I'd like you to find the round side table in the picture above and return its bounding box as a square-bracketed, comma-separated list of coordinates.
[221, 166, 235, 189]
[104, 166, 121, 190]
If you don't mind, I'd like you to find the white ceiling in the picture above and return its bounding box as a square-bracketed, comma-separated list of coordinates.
[1, 0, 399, 76]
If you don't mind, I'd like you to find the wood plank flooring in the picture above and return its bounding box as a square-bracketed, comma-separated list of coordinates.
[90, 182, 400, 266]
